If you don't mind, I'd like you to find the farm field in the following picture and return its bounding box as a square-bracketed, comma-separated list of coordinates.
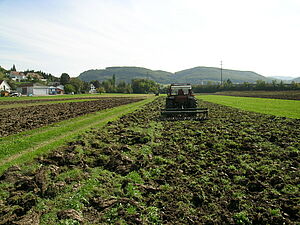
[213, 90, 300, 100]
[0, 97, 155, 174]
[197, 95, 300, 119]
[0, 98, 299, 224]
[0, 93, 148, 102]
[0, 97, 144, 137]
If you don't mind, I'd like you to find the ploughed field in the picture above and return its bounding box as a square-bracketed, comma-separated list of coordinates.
[0, 97, 106, 105]
[214, 90, 300, 100]
[0, 98, 299, 224]
[0, 97, 143, 137]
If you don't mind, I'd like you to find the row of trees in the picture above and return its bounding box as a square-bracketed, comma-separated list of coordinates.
[192, 79, 300, 93]
[60, 73, 160, 94]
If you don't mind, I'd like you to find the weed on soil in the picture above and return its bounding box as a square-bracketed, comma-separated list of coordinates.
[0, 98, 299, 224]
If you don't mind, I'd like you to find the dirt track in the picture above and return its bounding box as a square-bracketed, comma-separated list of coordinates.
[0, 97, 143, 137]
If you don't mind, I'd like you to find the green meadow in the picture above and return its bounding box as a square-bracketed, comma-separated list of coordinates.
[197, 95, 300, 119]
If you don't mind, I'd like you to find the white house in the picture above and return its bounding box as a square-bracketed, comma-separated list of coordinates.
[89, 83, 97, 93]
[9, 71, 27, 82]
[0, 80, 11, 92]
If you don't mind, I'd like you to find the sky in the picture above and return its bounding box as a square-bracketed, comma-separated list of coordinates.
[0, 0, 299, 78]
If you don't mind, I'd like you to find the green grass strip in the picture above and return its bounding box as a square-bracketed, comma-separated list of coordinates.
[0, 97, 156, 174]
[197, 95, 300, 119]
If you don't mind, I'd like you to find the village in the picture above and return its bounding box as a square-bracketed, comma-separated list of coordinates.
[0, 66, 96, 97]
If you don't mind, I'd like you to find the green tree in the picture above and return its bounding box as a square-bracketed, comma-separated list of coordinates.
[70, 78, 83, 93]
[60, 73, 70, 85]
[112, 74, 116, 88]
[255, 80, 266, 89]
[131, 79, 159, 94]
[116, 81, 133, 93]
[96, 87, 105, 94]
[91, 80, 101, 88]
[64, 84, 76, 93]
[11, 64, 16, 71]
[82, 81, 90, 93]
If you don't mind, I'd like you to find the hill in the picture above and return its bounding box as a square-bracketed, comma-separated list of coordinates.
[292, 77, 300, 82]
[174, 67, 272, 84]
[268, 76, 295, 80]
[78, 66, 274, 84]
[78, 67, 173, 84]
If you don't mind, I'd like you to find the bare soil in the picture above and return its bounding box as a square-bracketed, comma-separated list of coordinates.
[0, 97, 143, 137]
[0, 98, 299, 224]
[0, 97, 118, 105]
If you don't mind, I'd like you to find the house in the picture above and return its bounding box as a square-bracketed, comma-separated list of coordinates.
[89, 83, 97, 93]
[48, 86, 57, 95]
[56, 85, 64, 94]
[9, 71, 26, 82]
[0, 80, 11, 92]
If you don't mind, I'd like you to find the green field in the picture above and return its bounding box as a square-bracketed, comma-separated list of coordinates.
[0, 97, 156, 174]
[197, 95, 300, 119]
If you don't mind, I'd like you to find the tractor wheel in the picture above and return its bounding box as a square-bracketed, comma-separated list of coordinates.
[189, 98, 198, 108]
[166, 98, 174, 109]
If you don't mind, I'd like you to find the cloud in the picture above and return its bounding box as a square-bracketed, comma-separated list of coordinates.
[0, 0, 299, 77]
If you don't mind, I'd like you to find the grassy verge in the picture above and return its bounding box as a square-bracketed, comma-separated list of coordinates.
[0, 97, 156, 174]
[0, 98, 99, 109]
[197, 95, 300, 119]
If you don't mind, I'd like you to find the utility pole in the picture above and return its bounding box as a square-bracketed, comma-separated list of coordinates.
[220, 60, 223, 85]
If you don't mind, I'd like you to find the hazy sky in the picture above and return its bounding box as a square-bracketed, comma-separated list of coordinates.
[0, 0, 299, 77]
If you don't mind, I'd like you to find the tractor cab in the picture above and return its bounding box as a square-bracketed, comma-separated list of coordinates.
[168, 84, 193, 96]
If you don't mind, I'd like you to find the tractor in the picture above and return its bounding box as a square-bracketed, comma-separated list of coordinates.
[161, 84, 208, 120]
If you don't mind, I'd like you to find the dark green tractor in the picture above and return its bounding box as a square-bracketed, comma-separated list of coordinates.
[161, 84, 208, 120]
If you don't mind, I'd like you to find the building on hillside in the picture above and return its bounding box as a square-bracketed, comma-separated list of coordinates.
[0, 80, 11, 92]
[89, 83, 97, 93]
[9, 71, 26, 82]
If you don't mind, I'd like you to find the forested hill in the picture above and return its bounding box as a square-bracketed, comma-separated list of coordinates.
[78, 66, 274, 84]
[78, 67, 173, 84]
[174, 67, 272, 83]
[293, 77, 300, 82]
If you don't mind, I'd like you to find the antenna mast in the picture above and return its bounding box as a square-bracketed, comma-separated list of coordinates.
[220, 60, 223, 85]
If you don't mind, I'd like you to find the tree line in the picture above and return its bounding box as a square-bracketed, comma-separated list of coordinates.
[60, 74, 160, 94]
[192, 79, 300, 93]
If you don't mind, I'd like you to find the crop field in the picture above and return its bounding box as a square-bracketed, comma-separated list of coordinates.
[198, 95, 300, 119]
[213, 90, 300, 100]
[0, 98, 299, 224]
[0, 97, 144, 137]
